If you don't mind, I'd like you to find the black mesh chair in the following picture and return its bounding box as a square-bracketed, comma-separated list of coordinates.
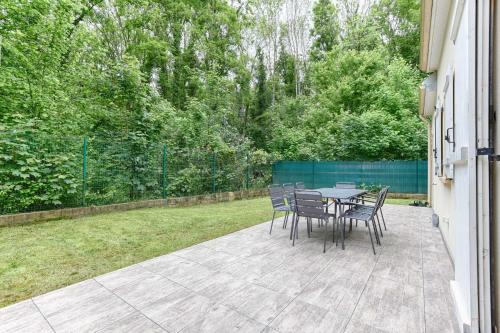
[292, 190, 336, 253]
[268, 185, 291, 234]
[338, 188, 386, 255]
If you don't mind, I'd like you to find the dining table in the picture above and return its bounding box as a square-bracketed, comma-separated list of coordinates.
[312, 187, 368, 249]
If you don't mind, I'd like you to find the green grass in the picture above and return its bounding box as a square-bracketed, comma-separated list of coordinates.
[0, 198, 278, 307]
[0, 196, 415, 308]
[385, 198, 416, 205]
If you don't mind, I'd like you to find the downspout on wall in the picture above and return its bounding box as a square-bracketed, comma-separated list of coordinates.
[490, 0, 498, 330]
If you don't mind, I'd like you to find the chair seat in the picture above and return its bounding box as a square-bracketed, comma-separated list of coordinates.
[342, 207, 372, 220]
[274, 205, 291, 212]
[353, 203, 375, 211]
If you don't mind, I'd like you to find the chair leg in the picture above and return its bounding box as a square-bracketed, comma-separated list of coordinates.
[283, 211, 288, 229]
[289, 212, 296, 240]
[323, 219, 328, 253]
[375, 213, 383, 238]
[341, 217, 345, 250]
[335, 217, 339, 246]
[380, 210, 387, 230]
[371, 218, 381, 245]
[332, 217, 336, 243]
[296, 215, 299, 240]
[367, 221, 376, 255]
[269, 211, 276, 235]
[292, 214, 299, 246]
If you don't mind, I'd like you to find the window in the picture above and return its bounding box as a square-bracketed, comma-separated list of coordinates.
[443, 72, 455, 179]
[434, 105, 444, 177]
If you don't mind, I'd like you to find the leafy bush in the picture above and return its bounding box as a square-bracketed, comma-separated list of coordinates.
[0, 134, 80, 214]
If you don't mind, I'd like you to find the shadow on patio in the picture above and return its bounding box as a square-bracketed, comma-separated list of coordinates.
[0, 204, 459, 332]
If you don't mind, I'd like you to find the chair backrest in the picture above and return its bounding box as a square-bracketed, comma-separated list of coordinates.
[268, 185, 285, 209]
[294, 191, 325, 219]
[380, 187, 390, 206]
[369, 188, 386, 218]
[336, 182, 356, 189]
[282, 183, 295, 208]
[295, 182, 305, 190]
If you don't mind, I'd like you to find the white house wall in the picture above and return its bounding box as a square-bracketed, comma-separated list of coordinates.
[430, 0, 473, 329]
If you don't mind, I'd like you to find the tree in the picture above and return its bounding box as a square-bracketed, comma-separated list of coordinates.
[372, 0, 421, 66]
[250, 47, 270, 149]
[255, 0, 284, 106]
[310, 0, 340, 60]
[276, 42, 297, 98]
[283, 0, 311, 96]
[0, 0, 427, 212]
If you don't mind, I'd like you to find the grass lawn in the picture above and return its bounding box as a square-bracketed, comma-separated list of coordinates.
[385, 198, 418, 205]
[0, 196, 415, 308]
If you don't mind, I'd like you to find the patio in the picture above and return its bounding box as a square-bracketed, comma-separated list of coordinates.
[0, 204, 459, 333]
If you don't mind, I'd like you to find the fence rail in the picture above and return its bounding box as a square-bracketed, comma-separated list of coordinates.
[272, 160, 428, 194]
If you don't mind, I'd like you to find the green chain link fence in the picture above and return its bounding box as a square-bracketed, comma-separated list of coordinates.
[272, 160, 428, 194]
[0, 133, 272, 215]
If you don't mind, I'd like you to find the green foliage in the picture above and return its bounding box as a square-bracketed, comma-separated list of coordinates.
[310, 0, 340, 60]
[372, 0, 421, 66]
[269, 47, 425, 161]
[0, 132, 80, 213]
[0, 0, 425, 214]
[250, 47, 271, 149]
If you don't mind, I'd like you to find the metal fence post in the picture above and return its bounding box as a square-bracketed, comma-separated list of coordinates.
[211, 152, 216, 193]
[82, 137, 88, 206]
[162, 144, 167, 199]
[245, 153, 250, 190]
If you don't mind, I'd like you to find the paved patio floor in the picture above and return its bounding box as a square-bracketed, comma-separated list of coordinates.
[0, 204, 459, 333]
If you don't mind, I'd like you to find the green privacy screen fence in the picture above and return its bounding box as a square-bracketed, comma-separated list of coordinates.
[272, 160, 428, 194]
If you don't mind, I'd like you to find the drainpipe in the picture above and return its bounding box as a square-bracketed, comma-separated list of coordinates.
[488, 0, 497, 329]
[477, 0, 500, 332]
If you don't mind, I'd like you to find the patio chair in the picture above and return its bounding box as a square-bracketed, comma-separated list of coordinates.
[268, 185, 291, 235]
[338, 188, 385, 255]
[282, 183, 296, 229]
[292, 190, 336, 253]
[356, 187, 390, 232]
